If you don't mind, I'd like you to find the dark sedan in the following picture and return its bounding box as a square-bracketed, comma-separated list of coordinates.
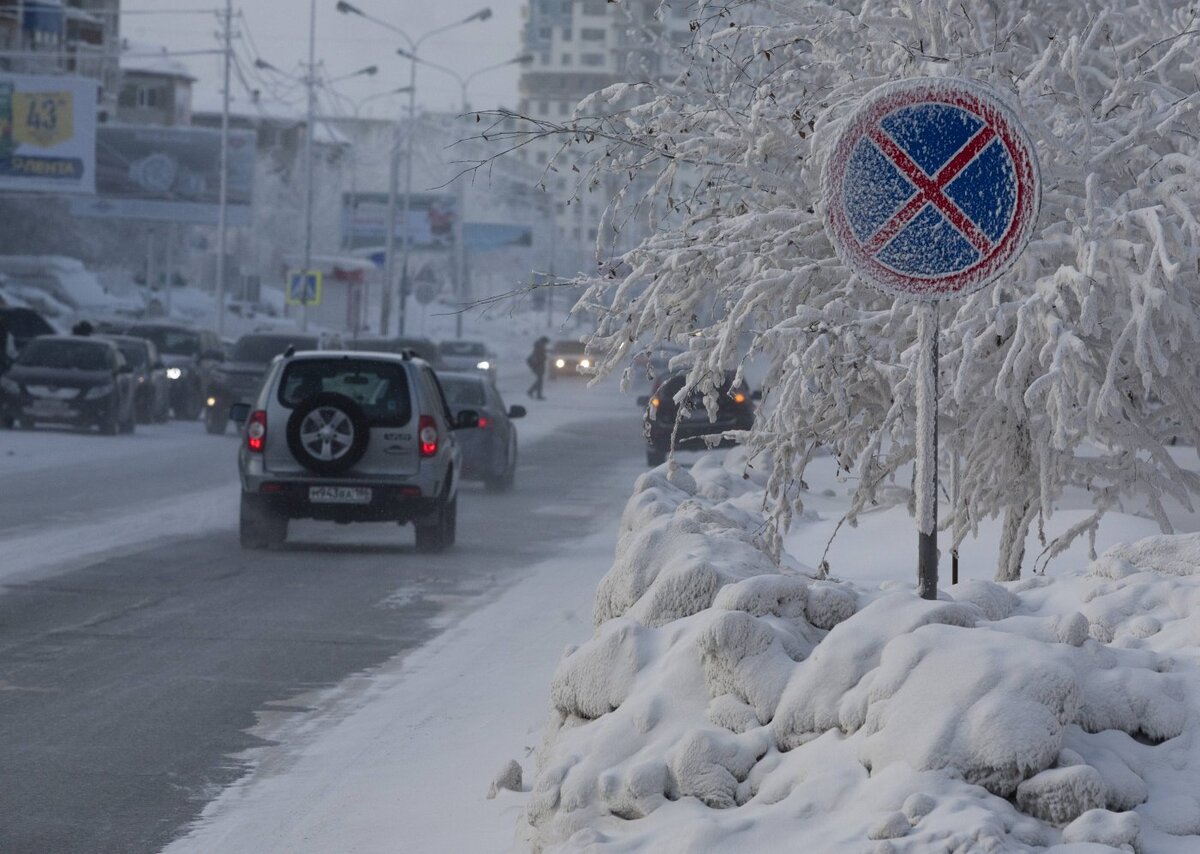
[101, 335, 170, 424]
[125, 323, 225, 421]
[204, 332, 319, 434]
[639, 372, 757, 466]
[0, 336, 137, 434]
[438, 370, 525, 492]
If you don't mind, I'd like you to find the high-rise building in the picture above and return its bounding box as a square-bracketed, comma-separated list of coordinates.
[517, 0, 692, 276]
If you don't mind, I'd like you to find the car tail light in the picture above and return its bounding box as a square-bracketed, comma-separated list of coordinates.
[419, 414, 439, 457]
[477, 416, 490, 429]
[247, 410, 267, 453]
[650, 397, 660, 409]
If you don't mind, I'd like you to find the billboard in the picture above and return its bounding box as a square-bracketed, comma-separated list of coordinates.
[341, 193, 535, 255]
[341, 192, 458, 251]
[0, 72, 97, 195]
[71, 125, 256, 226]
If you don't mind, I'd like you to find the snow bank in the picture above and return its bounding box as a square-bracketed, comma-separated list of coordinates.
[522, 449, 1200, 852]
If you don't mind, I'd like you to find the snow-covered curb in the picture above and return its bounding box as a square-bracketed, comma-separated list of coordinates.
[522, 450, 1200, 852]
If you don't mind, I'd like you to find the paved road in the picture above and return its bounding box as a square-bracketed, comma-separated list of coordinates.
[0, 407, 642, 854]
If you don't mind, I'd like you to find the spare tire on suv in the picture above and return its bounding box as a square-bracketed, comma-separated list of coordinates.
[286, 391, 371, 475]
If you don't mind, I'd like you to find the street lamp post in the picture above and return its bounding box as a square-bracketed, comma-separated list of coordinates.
[394, 52, 533, 338]
[336, 1, 492, 336]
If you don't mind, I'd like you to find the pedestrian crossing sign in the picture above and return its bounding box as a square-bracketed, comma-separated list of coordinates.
[287, 270, 322, 306]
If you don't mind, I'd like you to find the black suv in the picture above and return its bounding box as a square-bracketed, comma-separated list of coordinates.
[125, 323, 224, 420]
[639, 372, 757, 466]
[205, 332, 318, 434]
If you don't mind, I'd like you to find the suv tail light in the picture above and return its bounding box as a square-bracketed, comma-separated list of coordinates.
[247, 409, 267, 453]
[418, 414, 439, 457]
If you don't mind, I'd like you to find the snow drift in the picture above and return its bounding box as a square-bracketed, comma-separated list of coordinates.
[521, 450, 1200, 852]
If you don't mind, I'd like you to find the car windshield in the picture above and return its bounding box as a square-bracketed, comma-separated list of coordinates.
[114, 342, 148, 368]
[18, 339, 109, 371]
[439, 341, 486, 357]
[0, 309, 54, 339]
[233, 335, 318, 364]
[440, 377, 487, 407]
[129, 327, 200, 356]
[278, 359, 412, 426]
[554, 341, 586, 354]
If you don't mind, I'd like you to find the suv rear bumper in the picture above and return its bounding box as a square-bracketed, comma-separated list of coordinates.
[241, 479, 440, 523]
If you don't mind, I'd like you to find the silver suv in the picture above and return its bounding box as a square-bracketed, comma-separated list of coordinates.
[233, 350, 478, 552]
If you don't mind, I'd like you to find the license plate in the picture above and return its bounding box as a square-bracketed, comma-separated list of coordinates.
[29, 400, 72, 417]
[309, 486, 372, 504]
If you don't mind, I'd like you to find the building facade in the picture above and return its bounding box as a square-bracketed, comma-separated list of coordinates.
[517, 0, 691, 276]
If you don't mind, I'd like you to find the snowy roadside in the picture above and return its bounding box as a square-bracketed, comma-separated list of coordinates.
[164, 517, 625, 853]
[0, 484, 234, 587]
[519, 449, 1200, 852]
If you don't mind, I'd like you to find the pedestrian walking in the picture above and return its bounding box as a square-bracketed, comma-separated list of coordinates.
[526, 336, 549, 400]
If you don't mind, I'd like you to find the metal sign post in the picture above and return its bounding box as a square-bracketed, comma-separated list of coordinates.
[822, 77, 1041, 599]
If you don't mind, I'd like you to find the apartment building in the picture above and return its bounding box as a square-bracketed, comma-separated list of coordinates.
[0, 0, 120, 109]
[517, 0, 692, 275]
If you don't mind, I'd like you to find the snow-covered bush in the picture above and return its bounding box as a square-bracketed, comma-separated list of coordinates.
[522, 451, 1200, 851]
[489, 0, 1200, 581]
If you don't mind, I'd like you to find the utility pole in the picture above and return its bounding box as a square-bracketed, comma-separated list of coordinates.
[300, 0, 317, 332]
[214, 0, 232, 337]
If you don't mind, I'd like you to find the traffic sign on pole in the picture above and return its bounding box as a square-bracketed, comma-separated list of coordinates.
[822, 78, 1040, 598]
[823, 77, 1040, 301]
[287, 270, 323, 307]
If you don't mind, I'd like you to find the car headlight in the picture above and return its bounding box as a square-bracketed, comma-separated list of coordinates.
[475, 360, 491, 371]
[0, 377, 19, 395]
[579, 358, 591, 369]
[84, 384, 114, 400]
[166, 367, 184, 380]
[555, 358, 566, 369]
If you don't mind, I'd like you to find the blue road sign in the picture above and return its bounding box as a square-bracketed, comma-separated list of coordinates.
[823, 78, 1040, 300]
[287, 270, 322, 307]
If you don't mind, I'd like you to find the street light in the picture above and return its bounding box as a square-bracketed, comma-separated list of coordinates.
[337, 1, 493, 336]
[395, 52, 533, 336]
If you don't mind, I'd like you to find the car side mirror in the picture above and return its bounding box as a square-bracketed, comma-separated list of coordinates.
[751, 390, 763, 402]
[507, 405, 526, 419]
[454, 409, 480, 430]
[230, 402, 250, 424]
[637, 395, 650, 408]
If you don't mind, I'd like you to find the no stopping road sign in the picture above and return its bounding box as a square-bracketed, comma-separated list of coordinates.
[823, 78, 1040, 300]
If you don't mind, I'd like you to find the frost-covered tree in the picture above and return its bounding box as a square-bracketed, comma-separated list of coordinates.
[482, 0, 1200, 581]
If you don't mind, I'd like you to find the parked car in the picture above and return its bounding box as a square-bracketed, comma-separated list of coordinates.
[232, 349, 480, 551]
[100, 334, 170, 424]
[125, 322, 224, 420]
[0, 305, 56, 352]
[438, 371, 524, 491]
[0, 335, 137, 434]
[344, 336, 441, 366]
[549, 339, 591, 379]
[437, 339, 497, 383]
[205, 332, 319, 435]
[638, 372, 757, 466]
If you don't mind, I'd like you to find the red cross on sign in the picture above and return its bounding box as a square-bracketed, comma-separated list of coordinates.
[822, 78, 1041, 300]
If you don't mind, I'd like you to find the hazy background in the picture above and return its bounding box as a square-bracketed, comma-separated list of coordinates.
[123, 0, 526, 117]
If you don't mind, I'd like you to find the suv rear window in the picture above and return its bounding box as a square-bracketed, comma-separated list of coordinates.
[278, 359, 412, 426]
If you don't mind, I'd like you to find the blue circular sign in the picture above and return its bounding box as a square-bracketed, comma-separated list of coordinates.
[823, 78, 1041, 300]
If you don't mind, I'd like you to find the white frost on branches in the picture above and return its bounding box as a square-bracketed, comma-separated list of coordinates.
[529, 0, 1200, 580]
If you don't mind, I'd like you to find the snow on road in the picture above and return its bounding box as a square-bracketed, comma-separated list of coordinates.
[165, 494, 628, 854]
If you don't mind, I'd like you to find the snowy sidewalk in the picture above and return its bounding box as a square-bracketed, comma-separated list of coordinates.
[164, 525, 620, 853]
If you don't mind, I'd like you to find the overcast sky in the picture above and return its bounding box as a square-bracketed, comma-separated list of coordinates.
[122, 0, 525, 118]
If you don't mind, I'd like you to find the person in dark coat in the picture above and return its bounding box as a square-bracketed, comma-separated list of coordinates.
[526, 336, 549, 400]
